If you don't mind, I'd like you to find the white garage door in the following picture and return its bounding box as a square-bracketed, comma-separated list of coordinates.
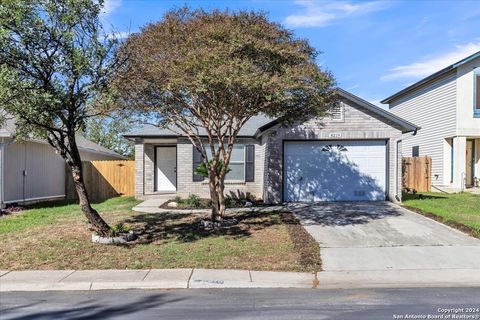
[283, 140, 387, 202]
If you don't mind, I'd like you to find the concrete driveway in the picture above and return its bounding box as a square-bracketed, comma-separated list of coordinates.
[290, 202, 480, 272]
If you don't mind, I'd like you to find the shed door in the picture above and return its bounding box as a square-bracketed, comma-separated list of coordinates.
[283, 140, 387, 202]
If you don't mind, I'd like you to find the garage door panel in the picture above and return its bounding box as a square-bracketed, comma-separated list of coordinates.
[284, 141, 386, 202]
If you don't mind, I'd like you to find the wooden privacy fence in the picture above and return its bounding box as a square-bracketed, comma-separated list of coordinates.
[402, 156, 432, 192]
[67, 160, 135, 200]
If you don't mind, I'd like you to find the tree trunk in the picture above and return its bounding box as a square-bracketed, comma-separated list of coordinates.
[216, 179, 226, 219]
[208, 171, 220, 222]
[56, 132, 111, 236]
[70, 163, 111, 236]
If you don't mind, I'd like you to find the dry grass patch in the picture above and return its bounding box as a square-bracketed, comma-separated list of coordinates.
[0, 197, 321, 272]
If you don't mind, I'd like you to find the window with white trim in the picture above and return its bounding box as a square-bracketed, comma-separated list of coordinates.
[204, 144, 246, 181]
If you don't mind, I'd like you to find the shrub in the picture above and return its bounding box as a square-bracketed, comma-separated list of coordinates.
[186, 194, 201, 208]
[225, 191, 257, 207]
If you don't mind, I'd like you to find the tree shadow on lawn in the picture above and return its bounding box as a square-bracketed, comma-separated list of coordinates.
[121, 210, 283, 246]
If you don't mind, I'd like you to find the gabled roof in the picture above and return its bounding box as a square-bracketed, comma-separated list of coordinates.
[0, 114, 124, 159]
[123, 88, 420, 139]
[123, 114, 274, 138]
[75, 135, 125, 159]
[255, 89, 419, 135]
[381, 50, 480, 104]
[336, 89, 419, 133]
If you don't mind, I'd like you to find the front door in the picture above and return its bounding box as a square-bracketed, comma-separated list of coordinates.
[156, 146, 177, 192]
[466, 140, 474, 187]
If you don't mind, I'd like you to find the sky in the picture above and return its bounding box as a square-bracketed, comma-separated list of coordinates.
[101, 0, 480, 108]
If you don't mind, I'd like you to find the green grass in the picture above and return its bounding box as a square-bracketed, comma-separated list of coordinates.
[402, 192, 480, 237]
[0, 197, 137, 235]
[0, 197, 320, 272]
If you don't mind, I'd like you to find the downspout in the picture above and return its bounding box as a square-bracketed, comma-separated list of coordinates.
[395, 129, 418, 202]
[394, 137, 402, 202]
[0, 138, 5, 208]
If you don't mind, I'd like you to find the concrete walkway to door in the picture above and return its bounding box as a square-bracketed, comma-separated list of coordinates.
[290, 202, 480, 272]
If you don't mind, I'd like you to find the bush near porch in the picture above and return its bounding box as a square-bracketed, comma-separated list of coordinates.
[0, 197, 321, 272]
[402, 192, 480, 238]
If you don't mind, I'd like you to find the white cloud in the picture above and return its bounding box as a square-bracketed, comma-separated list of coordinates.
[381, 41, 480, 81]
[284, 0, 390, 28]
[101, 0, 122, 17]
[106, 31, 130, 40]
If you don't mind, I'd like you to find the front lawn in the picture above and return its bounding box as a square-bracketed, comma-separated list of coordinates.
[0, 197, 320, 272]
[402, 192, 480, 237]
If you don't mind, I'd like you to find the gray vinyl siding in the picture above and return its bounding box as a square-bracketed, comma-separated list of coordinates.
[2, 140, 118, 204]
[389, 72, 457, 186]
[4, 141, 65, 203]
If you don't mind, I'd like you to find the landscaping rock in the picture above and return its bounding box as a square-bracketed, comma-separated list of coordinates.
[200, 218, 238, 230]
[167, 201, 178, 208]
[92, 231, 137, 244]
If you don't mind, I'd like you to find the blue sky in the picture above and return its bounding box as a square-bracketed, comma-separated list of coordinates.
[102, 0, 480, 107]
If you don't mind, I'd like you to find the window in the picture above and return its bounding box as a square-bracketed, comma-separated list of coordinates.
[330, 103, 344, 121]
[475, 68, 480, 117]
[193, 144, 255, 182]
[226, 144, 245, 180]
[412, 146, 420, 157]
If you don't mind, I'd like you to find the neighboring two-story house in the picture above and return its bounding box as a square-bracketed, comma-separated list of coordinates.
[382, 51, 480, 191]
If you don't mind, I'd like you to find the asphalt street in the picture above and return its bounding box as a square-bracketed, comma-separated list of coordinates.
[1, 287, 480, 320]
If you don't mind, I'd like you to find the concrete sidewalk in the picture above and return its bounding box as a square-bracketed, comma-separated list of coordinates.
[0, 269, 314, 292]
[1, 268, 479, 291]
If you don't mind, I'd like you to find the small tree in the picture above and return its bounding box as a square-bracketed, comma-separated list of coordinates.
[116, 8, 336, 221]
[82, 114, 135, 159]
[0, 0, 125, 235]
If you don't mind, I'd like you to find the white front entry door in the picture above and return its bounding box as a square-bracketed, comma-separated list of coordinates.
[156, 147, 177, 192]
[284, 140, 387, 202]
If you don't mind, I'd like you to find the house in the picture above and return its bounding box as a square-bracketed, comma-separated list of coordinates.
[124, 89, 418, 204]
[0, 116, 125, 207]
[382, 51, 480, 191]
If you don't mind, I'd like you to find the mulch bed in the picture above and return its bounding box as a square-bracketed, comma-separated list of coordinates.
[280, 211, 322, 272]
[402, 205, 480, 239]
[159, 199, 266, 210]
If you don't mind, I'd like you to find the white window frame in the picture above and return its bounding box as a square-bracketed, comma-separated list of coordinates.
[205, 143, 246, 182]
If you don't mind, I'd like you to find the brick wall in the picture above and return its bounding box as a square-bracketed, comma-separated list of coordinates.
[262, 98, 403, 203]
[175, 137, 265, 199]
[134, 97, 404, 204]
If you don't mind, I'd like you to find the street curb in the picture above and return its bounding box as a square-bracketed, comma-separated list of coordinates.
[2, 268, 480, 292]
[0, 269, 316, 292]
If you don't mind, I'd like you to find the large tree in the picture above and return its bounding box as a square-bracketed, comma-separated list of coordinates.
[116, 8, 336, 221]
[0, 0, 125, 236]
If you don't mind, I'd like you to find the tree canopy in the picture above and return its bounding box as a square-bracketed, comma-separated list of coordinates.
[0, 0, 125, 235]
[115, 8, 337, 220]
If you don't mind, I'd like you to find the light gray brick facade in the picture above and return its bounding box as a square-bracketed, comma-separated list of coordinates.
[262, 98, 403, 203]
[134, 97, 406, 204]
